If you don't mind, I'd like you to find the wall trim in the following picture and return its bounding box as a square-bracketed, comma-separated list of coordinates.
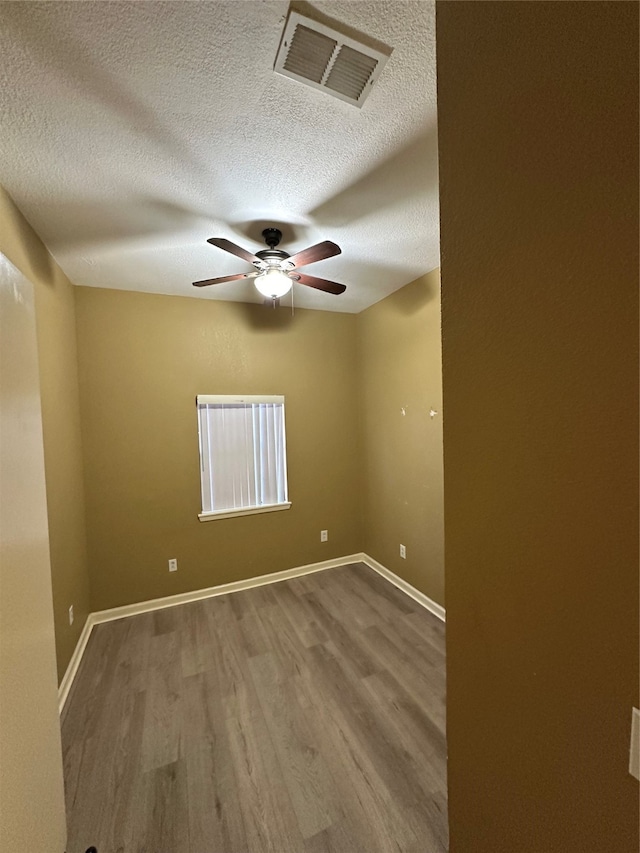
[58, 551, 444, 712]
[90, 553, 363, 626]
[360, 553, 446, 622]
[57, 613, 96, 714]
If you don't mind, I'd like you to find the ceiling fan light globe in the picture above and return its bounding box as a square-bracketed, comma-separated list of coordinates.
[254, 269, 292, 298]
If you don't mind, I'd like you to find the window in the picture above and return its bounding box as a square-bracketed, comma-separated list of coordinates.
[196, 395, 291, 521]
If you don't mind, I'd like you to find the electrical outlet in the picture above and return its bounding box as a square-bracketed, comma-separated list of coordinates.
[68, 605, 74, 626]
[630, 708, 640, 780]
[400, 544, 406, 559]
[168, 558, 178, 572]
[320, 530, 328, 542]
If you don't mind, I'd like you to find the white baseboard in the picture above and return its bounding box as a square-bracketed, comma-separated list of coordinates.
[57, 613, 96, 714]
[58, 551, 444, 712]
[90, 553, 363, 626]
[360, 553, 446, 622]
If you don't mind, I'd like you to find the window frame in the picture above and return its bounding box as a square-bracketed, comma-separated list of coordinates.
[196, 394, 292, 522]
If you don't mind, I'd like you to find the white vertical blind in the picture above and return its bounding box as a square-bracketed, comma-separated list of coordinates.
[197, 397, 289, 514]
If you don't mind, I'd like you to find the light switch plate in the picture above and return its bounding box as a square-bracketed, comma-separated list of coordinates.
[630, 708, 640, 780]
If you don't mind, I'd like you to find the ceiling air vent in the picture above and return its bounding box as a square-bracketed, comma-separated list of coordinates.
[274, 11, 391, 108]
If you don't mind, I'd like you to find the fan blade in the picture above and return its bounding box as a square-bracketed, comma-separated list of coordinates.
[287, 241, 341, 268]
[207, 238, 261, 265]
[294, 272, 346, 295]
[193, 272, 258, 287]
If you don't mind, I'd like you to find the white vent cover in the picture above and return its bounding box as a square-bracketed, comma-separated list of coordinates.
[274, 11, 391, 108]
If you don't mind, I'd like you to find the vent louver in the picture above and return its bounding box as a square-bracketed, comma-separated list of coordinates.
[274, 11, 391, 108]
[325, 45, 379, 101]
[283, 25, 337, 84]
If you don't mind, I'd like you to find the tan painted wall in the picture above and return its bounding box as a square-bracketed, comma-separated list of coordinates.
[74, 287, 362, 611]
[0, 253, 67, 850]
[436, 2, 639, 851]
[0, 187, 90, 683]
[358, 270, 444, 605]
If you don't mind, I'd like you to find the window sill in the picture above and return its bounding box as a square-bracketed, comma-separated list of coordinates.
[198, 502, 292, 522]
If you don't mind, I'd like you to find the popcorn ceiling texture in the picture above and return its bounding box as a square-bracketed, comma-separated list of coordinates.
[0, 1, 438, 313]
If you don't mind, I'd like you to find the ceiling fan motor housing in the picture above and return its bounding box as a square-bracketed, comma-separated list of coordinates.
[253, 229, 294, 272]
[262, 227, 282, 248]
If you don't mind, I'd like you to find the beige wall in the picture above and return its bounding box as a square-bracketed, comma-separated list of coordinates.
[358, 270, 444, 605]
[0, 187, 90, 682]
[75, 287, 362, 611]
[0, 253, 67, 850]
[436, 2, 639, 851]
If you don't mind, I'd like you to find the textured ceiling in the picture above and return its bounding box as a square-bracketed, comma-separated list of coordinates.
[0, 1, 438, 313]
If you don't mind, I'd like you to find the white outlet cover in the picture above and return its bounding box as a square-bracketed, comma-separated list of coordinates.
[320, 530, 328, 542]
[168, 558, 178, 572]
[68, 605, 74, 625]
[630, 708, 640, 780]
[400, 544, 406, 559]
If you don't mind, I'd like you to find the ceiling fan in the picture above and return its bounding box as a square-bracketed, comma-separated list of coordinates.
[193, 228, 347, 304]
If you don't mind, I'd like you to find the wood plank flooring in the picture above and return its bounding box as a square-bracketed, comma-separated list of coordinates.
[61, 563, 447, 852]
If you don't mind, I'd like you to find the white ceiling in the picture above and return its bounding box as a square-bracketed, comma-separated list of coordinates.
[0, 1, 439, 313]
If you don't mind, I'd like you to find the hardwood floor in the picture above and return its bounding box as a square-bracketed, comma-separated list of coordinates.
[61, 563, 447, 852]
